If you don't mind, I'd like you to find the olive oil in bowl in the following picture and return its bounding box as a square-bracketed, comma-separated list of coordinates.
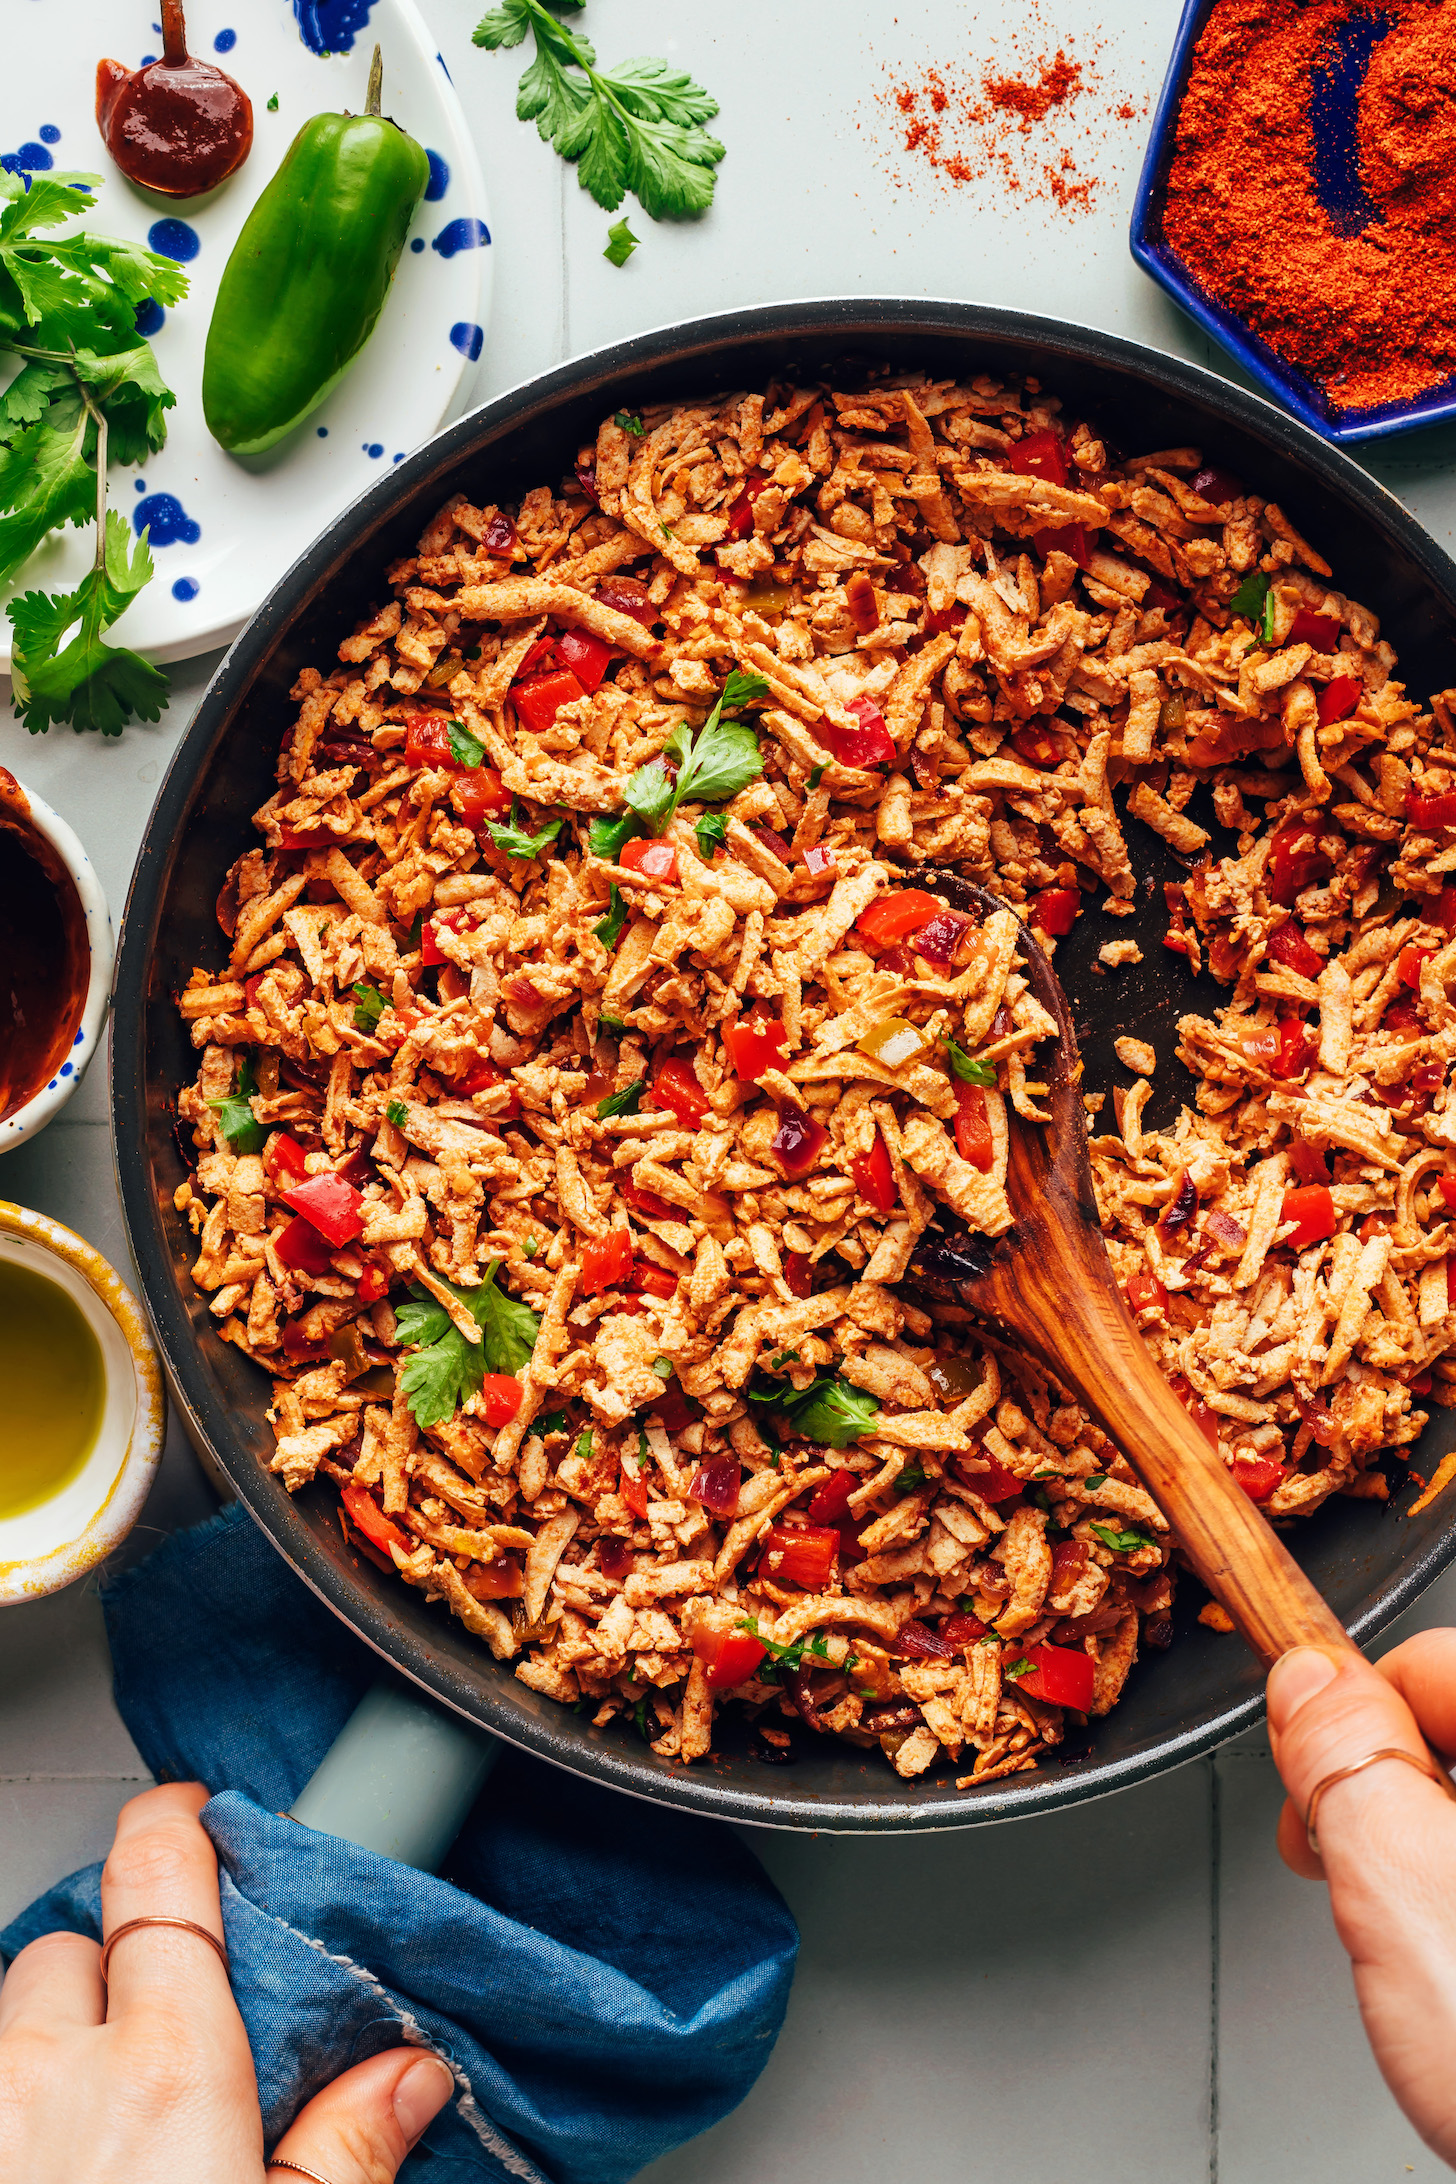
[0, 1258, 106, 1518]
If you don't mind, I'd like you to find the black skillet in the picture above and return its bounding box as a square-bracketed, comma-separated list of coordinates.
[112, 300, 1456, 1832]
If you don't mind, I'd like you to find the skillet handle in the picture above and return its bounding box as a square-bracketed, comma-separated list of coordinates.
[288, 1679, 498, 1872]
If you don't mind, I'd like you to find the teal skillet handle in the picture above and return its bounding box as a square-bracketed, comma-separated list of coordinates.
[288, 1678, 499, 1873]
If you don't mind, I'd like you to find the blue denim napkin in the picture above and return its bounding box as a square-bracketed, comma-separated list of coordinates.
[1, 1505, 798, 2182]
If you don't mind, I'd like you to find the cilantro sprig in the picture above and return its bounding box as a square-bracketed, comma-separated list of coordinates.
[592, 669, 769, 860]
[0, 172, 185, 734]
[734, 1615, 835, 1681]
[747, 1370, 881, 1449]
[208, 1056, 265, 1156]
[488, 800, 563, 861]
[473, 0, 726, 221]
[352, 982, 387, 1033]
[395, 1261, 542, 1429]
[604, 218, 638, 266]
[447, 719, 486, 768]
[593, 883, 628, 948]
[945, 1036, 997, 1088]
[597, 1077, 644, 1119]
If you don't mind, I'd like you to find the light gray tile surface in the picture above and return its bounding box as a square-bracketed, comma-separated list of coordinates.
[3, 3, 1456, 2176]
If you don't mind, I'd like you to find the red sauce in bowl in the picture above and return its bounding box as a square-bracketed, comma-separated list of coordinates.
[96, 0, 252, 198]
[0, 771, 90, 1125]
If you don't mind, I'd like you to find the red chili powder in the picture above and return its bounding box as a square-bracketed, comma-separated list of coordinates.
[1161, 0, 1456, 412]
[878, 32, 1141, 214]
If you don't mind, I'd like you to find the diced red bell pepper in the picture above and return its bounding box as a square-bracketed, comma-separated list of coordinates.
[619, 1456, 652, 1518]
[266, 1132, 310, 1181]
[1399, 944, 1435, 989]
[1378, 1061, 1445, 1117]
[1287, 1140, 1331, 1187]
[1028, 886, 1080, 937]
[953, 1452, 1024, 1502]
[1141, 572, 1182, 613]
[770, 1111, 827, 1180]
[1015, 1641, 1095, 1710]
[282, 1171, 366, 1247]
[923, 605, 967, 635]
[806, 1469, 856, 1525]
[761, 1523, 839, 1591]
[1267, 922, 1323, 980]
[648, 1383, 696, 1433]
[1281, 1184, 1336, 1248]
[1268, 824, 1334, 908]
[516, 636, 558, 678]
[954, 1082, 994, 1172]
[653, 1056, 709, 1128]
[819, 695, 896, 769]
[1436, 885, 1456, 932]
[341, 1483, 407, 1555]
[452, 768, 512, 827]
[1287, 610, 1340, 649]
[274, 1214, 335, 1276]
[693, 1624, 769, 1690]
[581, 1228, 634, 1294]
[725, 473, 773, 538]
[404, 712, 455, 768]
[856, 889, 944, 948]
[1008, 428, 1069, 488]
[724, 1015, 789, 1081]
[421, 906, 475, 967]
[1169, 1374, 1221, 1448]
[938, 1610, 989, 1647]
[479, 1375, 524, 1427]
[1271, 1018, 1318, 1081]
[782, 1251, 814, 1299]
[1032, 523, 1091, 566]
[514, 668, 586, 736]
[356, 1263, 389, 1305]
[1437, 1176, 1456, 1212]
[1231, 1452, 1287, 1503]
[1408, 791, 1456, 829]
[619, 836, 680, 883]
[277, 827, 333, 852]
[632, 1262, 679, 1300]
[1125, 1268, 1170, 1315]
[554, 626, 612, 692]
[1011, 725, 1066, 769]
[620, 1180, 676, 1221]
[1317, 676, 1362, 728]
[282, 1317, 332, 1363]
[851, 1131, 898, 1213]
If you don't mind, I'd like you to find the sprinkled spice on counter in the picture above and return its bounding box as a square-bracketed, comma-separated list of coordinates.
[1161, 0, 1456, 414]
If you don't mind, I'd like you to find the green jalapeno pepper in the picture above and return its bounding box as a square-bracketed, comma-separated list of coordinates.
[203, 47, 429, 455]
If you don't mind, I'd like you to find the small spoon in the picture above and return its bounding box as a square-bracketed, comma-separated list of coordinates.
[910, 876, 1357, 1668]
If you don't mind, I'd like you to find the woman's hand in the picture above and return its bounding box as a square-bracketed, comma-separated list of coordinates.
[1267, 1635, 1456, 2166]
[0, 1781, 453, 2183]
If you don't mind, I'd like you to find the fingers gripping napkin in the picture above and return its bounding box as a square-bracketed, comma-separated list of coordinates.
[0, 1507, 799, 2184]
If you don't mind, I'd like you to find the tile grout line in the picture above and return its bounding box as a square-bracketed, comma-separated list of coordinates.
[0, 1774, 152, 1785]
[1209, 1752, 1222, 2184]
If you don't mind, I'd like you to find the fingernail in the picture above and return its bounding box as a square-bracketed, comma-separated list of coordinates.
[1267, 1647, 1339, 1730]
[394, 2055, 454, 2142]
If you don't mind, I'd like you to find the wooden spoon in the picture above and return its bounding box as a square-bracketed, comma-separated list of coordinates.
[911, 877, 1357, 1668]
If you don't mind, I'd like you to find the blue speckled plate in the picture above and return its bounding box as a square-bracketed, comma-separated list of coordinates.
[0, 0, 492, 666]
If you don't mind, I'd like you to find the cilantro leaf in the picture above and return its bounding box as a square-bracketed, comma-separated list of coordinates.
[897, 1462, 927, 1492]
[945, 1036, 997, 1087]
[754, 1371, 881, 1449]
[447, 719, 485, 768]
[675, 717, 763, 806]
[208, 1056, 265, 1155]
[471, 1258, 542, 1374]
[1230, 570, 1271, 624]
[617, 669, 768, 841]
[395, 1294, 452, 1348]
[1004, 1657, 1034, 1682]
[1090, 1521, 1158, 1554]
[352, 982, 386, 1033]
[395, 1262, 541, 1429]
[807, 762, 825, 791]
[488, 802, 563, 860]
[604, 217, 638, 266]
[8, 512, 167, 737]
[398, 1318, 482, 1430]
[613, 409, 645, 435]
[734, 1613, 834, 1680]
[385, 1098, 408, 1127]
[594, 883, 629, 948]
[574, 1427, 594, 1462]
[695, 812, 726, 860]
[589, 811, 640, 861]
[475, 0, 726, 222]
[623, 752, 677, 830]
[597, 1077, 645, 1118]
[537, 1407, 569, 1436]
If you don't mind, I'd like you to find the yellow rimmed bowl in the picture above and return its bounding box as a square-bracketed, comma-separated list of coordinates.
[0, 1203, 166, 1604]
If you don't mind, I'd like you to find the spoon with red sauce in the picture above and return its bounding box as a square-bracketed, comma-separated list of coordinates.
[96, 0, 253, 198]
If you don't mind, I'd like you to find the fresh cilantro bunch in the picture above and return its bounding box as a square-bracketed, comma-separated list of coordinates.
[473, 0, 725, 222]
[748, 1370, 881, 1449]
[394, 1262, 542, 1429]
[590, 669, 768, 862]
[0, 172, 186, 735]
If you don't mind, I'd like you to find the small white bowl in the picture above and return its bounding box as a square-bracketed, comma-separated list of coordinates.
[0, 770, 114, 1153]
[0, 1204, 166, 1604]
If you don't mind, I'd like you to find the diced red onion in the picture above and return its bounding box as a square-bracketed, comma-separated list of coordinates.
[1205, 1209, 1248, 1250]
[482, 510, 516, 552]
[1159, 1170, 1198, 1232]
[770, 1111, 827, 1179]
[914, 911, 972, 966]
[689, 1456, 740, 1518]
[894, 1619, 955, 1661]
[598, 1537, 634, 1580]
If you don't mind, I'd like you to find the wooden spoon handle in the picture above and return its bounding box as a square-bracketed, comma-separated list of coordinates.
[1043, 1279, 1358, 1667]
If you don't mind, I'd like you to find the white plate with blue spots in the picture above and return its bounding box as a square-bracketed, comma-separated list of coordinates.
[0, 0, 491, 667]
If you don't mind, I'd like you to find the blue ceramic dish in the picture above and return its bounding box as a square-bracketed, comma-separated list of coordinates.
[1130, 0, 1456, 445]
